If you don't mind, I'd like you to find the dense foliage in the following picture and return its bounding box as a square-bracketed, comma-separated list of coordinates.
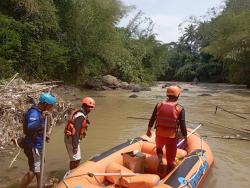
[0, 0, 249, 86]
[163, 0, 250, 85]
[0, 0, 168, 83]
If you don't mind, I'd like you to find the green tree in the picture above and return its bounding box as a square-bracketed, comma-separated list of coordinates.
[202, 10, 250, 84]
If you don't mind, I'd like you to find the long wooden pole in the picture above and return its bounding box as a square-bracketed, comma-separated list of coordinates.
[177, 124, 202, 147]
[39, 116, 48, 188]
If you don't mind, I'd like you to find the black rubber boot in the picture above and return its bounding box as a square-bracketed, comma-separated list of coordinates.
[157, 162, 164, 174]
[166, 163, 175, 174]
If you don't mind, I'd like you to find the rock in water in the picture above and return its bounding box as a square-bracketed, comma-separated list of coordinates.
[129, 94, 138, 98]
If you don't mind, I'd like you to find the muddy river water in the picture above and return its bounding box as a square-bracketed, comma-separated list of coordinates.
[0, 82, 250, 187]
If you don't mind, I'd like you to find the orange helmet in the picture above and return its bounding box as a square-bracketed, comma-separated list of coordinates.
[166, 86, 181, 97]
[82, 97, 95, 108]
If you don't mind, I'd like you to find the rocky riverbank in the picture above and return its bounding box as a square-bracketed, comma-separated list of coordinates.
[83, 74, 152, 92]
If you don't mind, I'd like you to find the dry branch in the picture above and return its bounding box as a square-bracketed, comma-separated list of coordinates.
[0, 77, 70, 152]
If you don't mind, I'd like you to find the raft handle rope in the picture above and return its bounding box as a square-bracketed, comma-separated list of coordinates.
[179, 130, 207, 188]
[179, 150, 207, 188]
[63, 172, 140, 187]
[63, 172, 103, 187]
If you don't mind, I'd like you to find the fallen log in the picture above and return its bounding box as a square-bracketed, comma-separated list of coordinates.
[127, 116, 150, 120]
[204, 120, 250, 135]
[15, 85, 58, 94]
[203, 135, 250, 141]
[36, 81, 64, 85]
[215, 105, 247, 119]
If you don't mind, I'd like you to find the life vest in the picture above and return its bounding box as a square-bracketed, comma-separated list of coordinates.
[64, 109, 88, 139]
[23, 109, 31, 137]
[23, 106, 44, 145]
[155, 101, 182, 138]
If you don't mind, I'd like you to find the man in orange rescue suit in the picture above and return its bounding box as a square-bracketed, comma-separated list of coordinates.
[146, 86, 187, 174]
[64, 97, 95, 170]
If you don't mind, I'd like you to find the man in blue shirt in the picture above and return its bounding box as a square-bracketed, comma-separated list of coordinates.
[20, 92, 56, 188]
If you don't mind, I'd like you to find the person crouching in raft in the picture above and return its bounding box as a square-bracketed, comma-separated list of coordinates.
[146, 86, 188, 175]
[64, 97, 95, 170]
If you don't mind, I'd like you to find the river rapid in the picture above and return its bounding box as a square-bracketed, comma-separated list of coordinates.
[0, 82, 249, 188]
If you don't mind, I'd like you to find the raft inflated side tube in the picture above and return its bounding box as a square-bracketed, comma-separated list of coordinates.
[105, 162, 134, 184]
[120, 174, 160, 188]
[57, 129, 213, 188]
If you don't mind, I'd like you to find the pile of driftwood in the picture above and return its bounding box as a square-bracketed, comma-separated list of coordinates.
[0, 74, 71, 151]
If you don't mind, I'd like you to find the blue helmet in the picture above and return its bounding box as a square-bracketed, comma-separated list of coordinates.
[39, 92, 57, 105]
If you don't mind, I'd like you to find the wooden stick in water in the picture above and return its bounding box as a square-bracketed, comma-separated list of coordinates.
[203, 135, 250, 141]
[215, 105, 247, 119]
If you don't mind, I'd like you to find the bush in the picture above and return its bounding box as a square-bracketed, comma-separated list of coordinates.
[195, 63, 223, 82]
[175, 63, 197, 81]
[0, 58, 14, 79]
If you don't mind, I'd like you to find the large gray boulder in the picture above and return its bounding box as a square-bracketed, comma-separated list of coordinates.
[119, 82, 130, 89]
[102, 75, 120, 89]
[127, 83, 140, 91]
[140, 86, 152, 91]
[129, 83, 151, 92]
[83, 75, 152, 91]
[83, 79, 104, 90]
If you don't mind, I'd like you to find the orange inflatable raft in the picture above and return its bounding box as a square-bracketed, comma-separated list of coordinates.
[58, 126, 214, 188]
